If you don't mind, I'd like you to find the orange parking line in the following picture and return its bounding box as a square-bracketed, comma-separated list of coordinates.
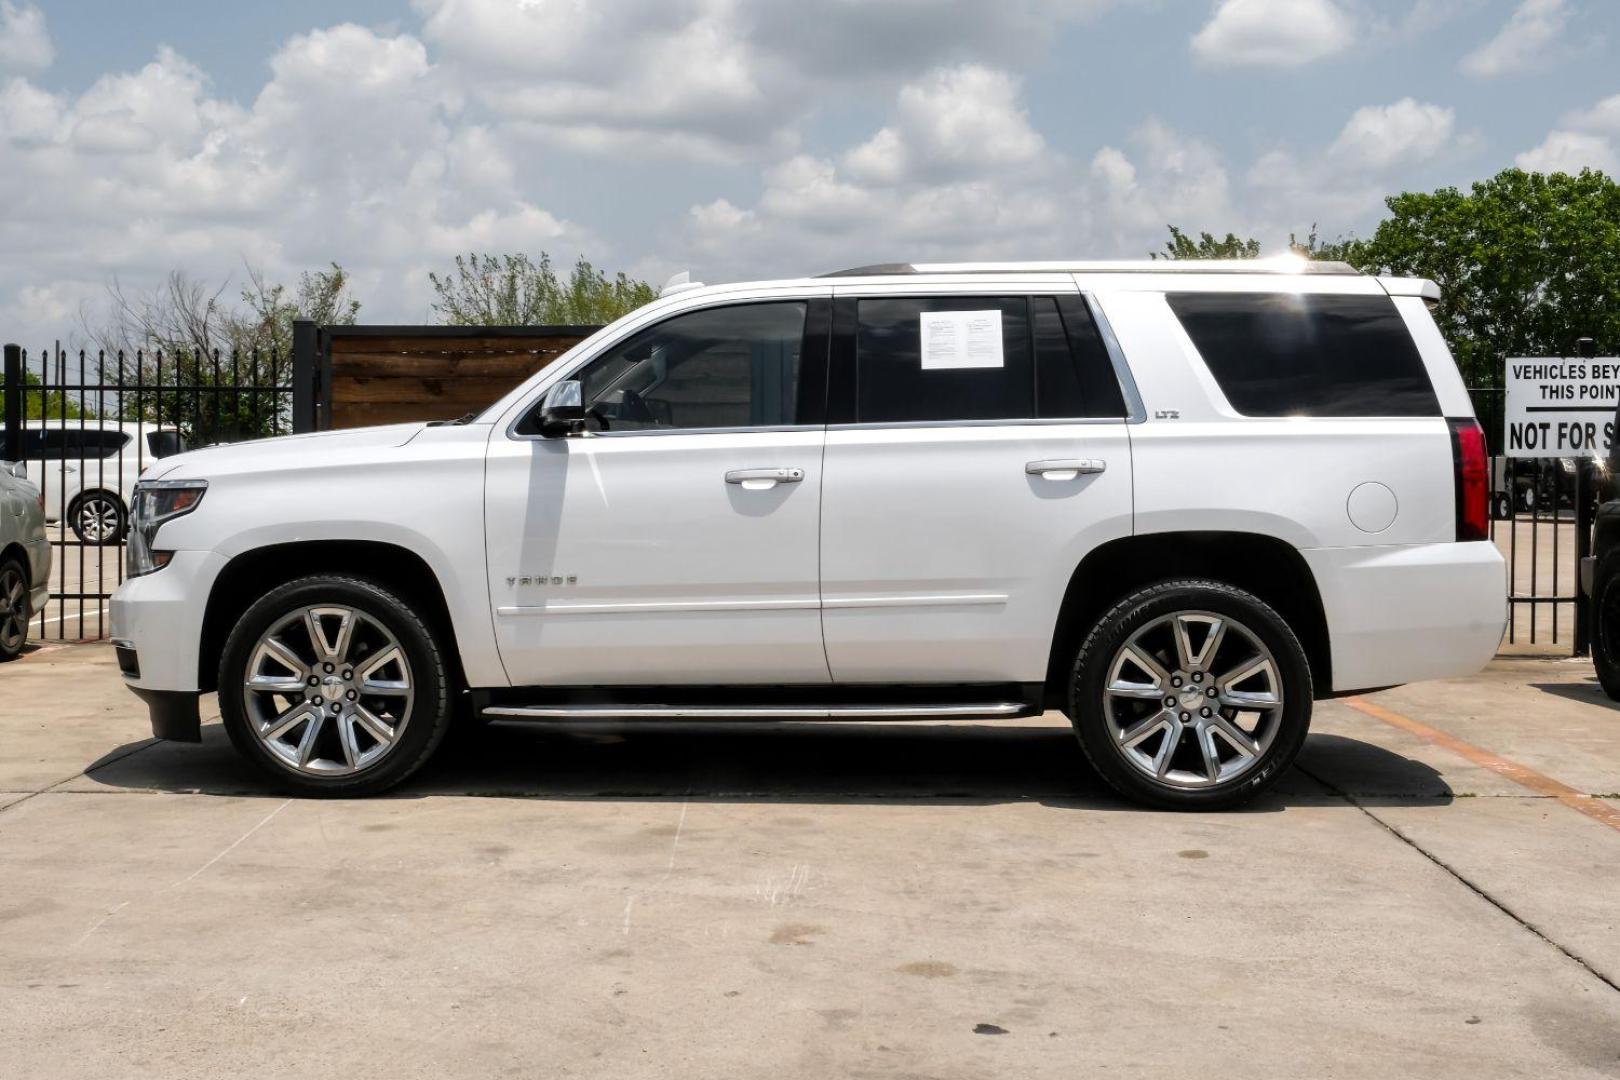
[1343, 696, 1620, 833]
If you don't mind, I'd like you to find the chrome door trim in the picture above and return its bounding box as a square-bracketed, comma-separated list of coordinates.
[1082, 291, 1147, 424]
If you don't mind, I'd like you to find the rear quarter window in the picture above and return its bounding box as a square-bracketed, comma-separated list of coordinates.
[1166, 292, 1439, 417]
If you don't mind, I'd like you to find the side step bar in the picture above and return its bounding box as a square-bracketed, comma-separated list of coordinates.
[482, 702, 1035, 721]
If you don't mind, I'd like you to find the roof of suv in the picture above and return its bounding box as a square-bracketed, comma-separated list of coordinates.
[818, 258, 1359, 277]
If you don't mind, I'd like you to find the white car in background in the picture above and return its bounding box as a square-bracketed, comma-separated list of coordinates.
[14, 421, 185, 544]
[0, 460, 50, 659]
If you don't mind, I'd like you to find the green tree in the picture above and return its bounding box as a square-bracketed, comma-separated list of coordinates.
[1287, 224, 1366, 264]
[1152, 226, 1261, 260]
[20, 370, 92, 421]
[85, 264, 360, 440]
[429, 252, 657, 326]
[1348, 168, 1620, 387]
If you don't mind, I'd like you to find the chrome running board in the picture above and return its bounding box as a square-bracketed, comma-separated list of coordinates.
[482, 702, 1034, 721]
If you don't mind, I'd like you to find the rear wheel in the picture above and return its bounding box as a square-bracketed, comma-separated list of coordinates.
[218, 575, 453, 796]
[0, 557, 29, 660]
[1068, 579, 1312, 810]
[1490, 491, 1512, 520]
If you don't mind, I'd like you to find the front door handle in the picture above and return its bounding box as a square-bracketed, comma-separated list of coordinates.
[725, 467, 805, 490]
[1026, 458, 1106, 480]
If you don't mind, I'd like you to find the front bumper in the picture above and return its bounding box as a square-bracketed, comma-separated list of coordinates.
[109, 549, 225, 692]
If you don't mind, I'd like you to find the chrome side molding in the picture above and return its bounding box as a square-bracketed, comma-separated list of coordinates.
[482, 702, 1034, 721]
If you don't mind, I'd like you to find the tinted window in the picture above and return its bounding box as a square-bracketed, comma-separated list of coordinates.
[574, 302, 806, 432]
[1034, 296, 1127, 419]
[856, 297, 1032, 423]
[147, 431, 185, 458]
[21, 428, 130, 460]
[1167, 292, 1439, 417]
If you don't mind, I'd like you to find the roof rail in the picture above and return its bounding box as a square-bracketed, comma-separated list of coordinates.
[818, 258, 1361, 277]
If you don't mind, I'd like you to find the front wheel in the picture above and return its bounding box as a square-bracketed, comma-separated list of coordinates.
[0, 556, 29, 660]
[218, 575, 453, 796]
[70, 492, 126, 545]
[1068, 579, 1313, 810]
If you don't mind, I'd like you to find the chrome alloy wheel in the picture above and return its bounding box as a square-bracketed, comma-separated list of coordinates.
[0, 564, 27, 653]
[77, 495, 121, 543]
[242, 605, 414, 776]
[1102, 610, 1284, 790]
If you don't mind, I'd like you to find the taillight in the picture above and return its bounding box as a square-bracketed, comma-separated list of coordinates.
[1448, 417, 1488, 541]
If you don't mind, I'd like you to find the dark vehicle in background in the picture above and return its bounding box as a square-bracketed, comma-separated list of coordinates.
[1584, 397, 1620, 698]
[1492, 456, 1585, 519]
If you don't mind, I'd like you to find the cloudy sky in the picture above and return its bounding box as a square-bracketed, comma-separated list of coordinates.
[0, 0, 1615, 345]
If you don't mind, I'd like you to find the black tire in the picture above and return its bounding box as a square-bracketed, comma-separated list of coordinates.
[218, 575, 453, 796]
[1067, 578, 1313, 811]
[0, 556, 29, 660]
[1491, 492, 1512, 521]
[1591, 555, 1620, 701]
[69, 491, 126, 545]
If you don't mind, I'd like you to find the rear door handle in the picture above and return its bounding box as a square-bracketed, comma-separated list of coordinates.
[725, 467, 805, 489]
[1026, 459, 1106, 479]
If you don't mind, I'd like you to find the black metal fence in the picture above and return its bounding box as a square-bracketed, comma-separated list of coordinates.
[1471, 387, 1594, 654]
[2, 341, 313, 642]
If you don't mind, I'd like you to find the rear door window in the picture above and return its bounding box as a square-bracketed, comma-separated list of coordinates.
[1166, 292, 1439, 417]
[855, 296, 1032, 423]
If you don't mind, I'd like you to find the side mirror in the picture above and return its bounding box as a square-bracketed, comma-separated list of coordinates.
[537, 380, 586, 437]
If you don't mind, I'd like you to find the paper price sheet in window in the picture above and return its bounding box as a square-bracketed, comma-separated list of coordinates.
[918, 310, 1004, 370]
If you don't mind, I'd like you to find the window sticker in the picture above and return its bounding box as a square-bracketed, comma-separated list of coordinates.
[919, 310, 1004, 370]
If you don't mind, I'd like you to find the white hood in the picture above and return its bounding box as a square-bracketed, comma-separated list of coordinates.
[144, 423, 430, 481]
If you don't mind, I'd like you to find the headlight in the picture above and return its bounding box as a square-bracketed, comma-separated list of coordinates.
[127, 479, 208, 577]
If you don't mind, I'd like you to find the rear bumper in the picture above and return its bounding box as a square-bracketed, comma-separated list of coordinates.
[1302, 541, 1506, 693]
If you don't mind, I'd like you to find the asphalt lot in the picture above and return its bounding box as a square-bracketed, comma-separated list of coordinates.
[2, 645, 1619, 1078]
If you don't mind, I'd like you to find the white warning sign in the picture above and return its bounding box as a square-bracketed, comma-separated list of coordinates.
[1505, 356, 1620, 458]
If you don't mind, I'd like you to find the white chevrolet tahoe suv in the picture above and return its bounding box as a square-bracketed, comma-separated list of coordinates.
[110, 260, 1506, 809]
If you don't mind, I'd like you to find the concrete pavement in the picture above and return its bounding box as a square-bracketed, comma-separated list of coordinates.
[2, 645, 1619, 1078]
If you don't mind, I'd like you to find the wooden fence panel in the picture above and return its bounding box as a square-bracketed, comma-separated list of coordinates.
[324, 327, 599, 429]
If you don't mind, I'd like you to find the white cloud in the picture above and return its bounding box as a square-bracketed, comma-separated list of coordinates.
[0, 1, 51, 76]
[1191, 0, 1355, 68]
[842, 65, 1044, 186]
[1514, 91, 1620, 178]
[1328, 99, 1457, 171]
[1460, 0, 1571, 78]
[412, 0, 1131, 161]
[1515, 131, 1619, 176]
[1564, 93, 1620, 135]
[1090, 120, 1235, 242]
[0, 26, 600, 344]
